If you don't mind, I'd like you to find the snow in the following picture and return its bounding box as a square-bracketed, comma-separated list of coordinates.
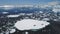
[52, 5, 60, 12]
[19, 13, 25, 15]
[25, 32, 28, 34]
[42, 18, 50, 21]
[14, 19, 50, 31]
[39, 11, 43, 13]
[10, 29, 16, 33]
[7, 15, 20, 17]
[53, 8, 60, 12]
[3, 5, 14, 7]
[26, 13, 33, 16]
[2, 12, 8, 14]
[0, 5, 14, 10]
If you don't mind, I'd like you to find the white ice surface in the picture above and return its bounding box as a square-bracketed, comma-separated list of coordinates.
[7, 15, 20, 17]
[0, 5, 14, 10]
[2, 12, 8, 14]
[10, 29, 16, 33]
[14, 19, 50, 31]
[53, 8, 60, 12]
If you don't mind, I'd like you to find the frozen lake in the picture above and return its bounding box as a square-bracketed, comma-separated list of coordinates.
[14, 19, 50, 31]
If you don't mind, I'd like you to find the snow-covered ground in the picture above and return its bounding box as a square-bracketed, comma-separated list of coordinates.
[7, 14, 20, 18]
[14, 19, 50, 31]
[10, 29, 16, 33]
[2, 12, 9, 14]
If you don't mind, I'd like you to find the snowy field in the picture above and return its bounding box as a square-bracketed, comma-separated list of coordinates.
[14, 19, 50, 31]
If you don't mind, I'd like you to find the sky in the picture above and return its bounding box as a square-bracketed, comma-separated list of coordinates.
[0, 0, 60, 5]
